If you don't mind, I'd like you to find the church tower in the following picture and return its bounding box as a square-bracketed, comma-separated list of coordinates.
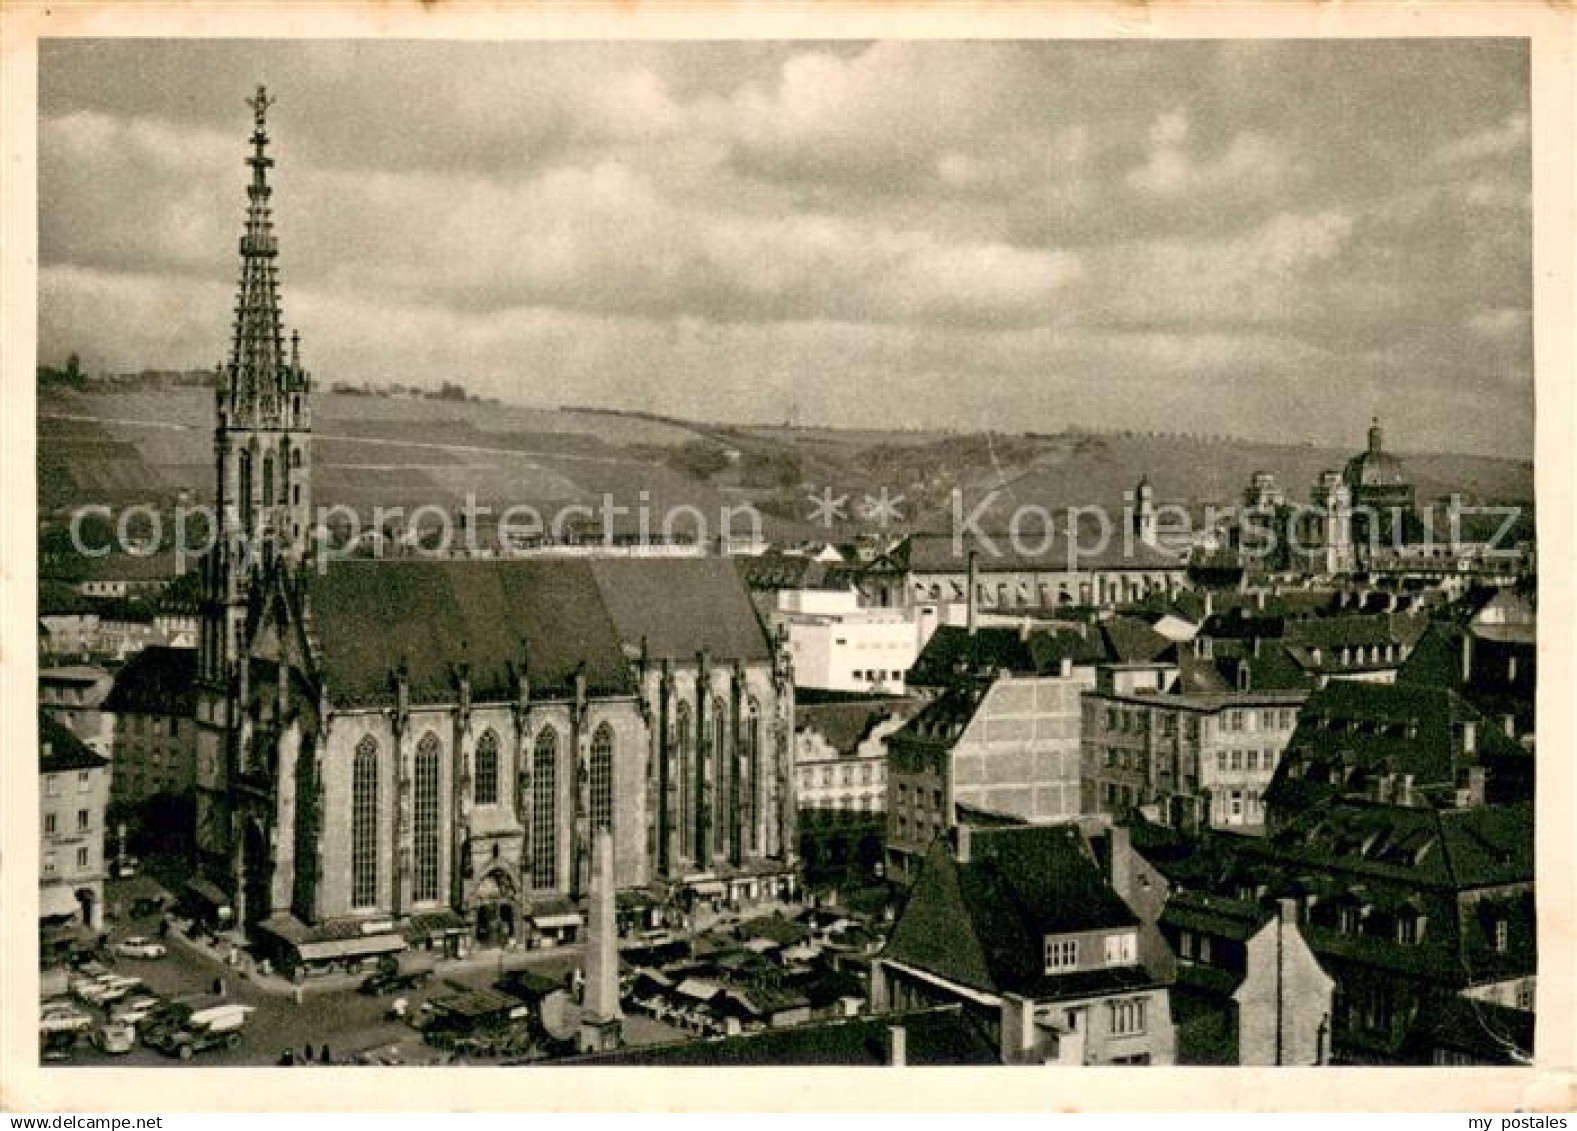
[196, 86, 313, 880]
[201, 85, 313, 683]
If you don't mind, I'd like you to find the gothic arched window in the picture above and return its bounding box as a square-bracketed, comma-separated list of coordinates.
[262, 452, 275, 508]
[351, 735, 379, 909]
[590, 722, 615, 835]
[531, 727, 558, 889]
[239, 448, 253, 529]
[474, 729, 500, 806]
[675, 702, 692, 856]
[745, 700, 761, 849]
[713, 697, 730, 851]
[412, 733, 442, 903]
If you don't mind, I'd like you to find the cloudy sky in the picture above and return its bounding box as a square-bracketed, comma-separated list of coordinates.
[39, 38, 1531, 455]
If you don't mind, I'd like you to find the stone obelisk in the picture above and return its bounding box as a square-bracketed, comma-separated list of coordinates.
[577, 828, 623, 1052]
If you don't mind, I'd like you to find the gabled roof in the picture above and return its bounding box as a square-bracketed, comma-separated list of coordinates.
[891, 532, 1185, 575]
[103, 645, 198, 715]
[1266, 681, 1522, 815]
[1099, 615, 1174, 663]
[908, 624, 1102, 687]
[796, 697, 923, 758]
[589, 557, 772, 663]
[1283, 610, 1429, 653]
[888, 682, 990, 749]
[40, 711, 108, 773]
[883, 825, 1140, 999]
[1174, 639, 1314, 695]
[1148, 799, 1534, 989]
[305, 558, 636, 708]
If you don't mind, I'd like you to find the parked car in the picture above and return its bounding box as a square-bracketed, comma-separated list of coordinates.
[93, 1019, 137, 1054]
[358, 967, 432, 996]
[85, 974, 143, 1006]
[111, 994, 162, 1029]
[40, 1002, 93, 1035]
[113, 936, 167, 959]
[145, 1002, 254, 1060]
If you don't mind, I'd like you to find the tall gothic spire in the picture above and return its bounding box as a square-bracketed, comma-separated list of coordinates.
[224, 84, 298, 423]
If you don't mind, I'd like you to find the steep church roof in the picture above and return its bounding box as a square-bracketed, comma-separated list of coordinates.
[588, 557, 772, 663]
[305, 558, 636, 707]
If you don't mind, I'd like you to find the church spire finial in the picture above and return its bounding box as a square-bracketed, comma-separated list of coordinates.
[247, 84, 275, 128]
[228, 83, 288, 421]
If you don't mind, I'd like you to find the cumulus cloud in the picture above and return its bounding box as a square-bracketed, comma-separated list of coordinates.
[35, 39, 1534, 455]
[1434, 112, 1530, 166]
[1126, 108, 1298, 200]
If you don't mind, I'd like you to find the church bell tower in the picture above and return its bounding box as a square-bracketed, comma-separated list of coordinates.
[195, 85, 314, 881]
[201, 84, 314, 684]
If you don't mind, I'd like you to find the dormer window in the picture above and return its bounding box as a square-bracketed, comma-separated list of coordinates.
[1104, 932, 1137, 966]
[1044, 937, 1079, 973]
[1396, 912, 1425, 946]
[1493, 918, 1510, 953]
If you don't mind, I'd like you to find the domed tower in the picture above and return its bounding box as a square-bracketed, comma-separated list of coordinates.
[1340, 416, 1415, 558]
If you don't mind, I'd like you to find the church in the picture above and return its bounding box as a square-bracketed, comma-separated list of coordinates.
[192, 90, 796, 969]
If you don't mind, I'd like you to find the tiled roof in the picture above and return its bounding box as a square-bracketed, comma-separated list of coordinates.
[1100, 616, 1174, 663]
[589, 557, 772, 663]
[908, 624, 1102, 687]
[796, 697, 923, 758]
[883, 825, 1140, 998]
[305, 558, 636, 708]
[103, 645, 198, 715]
[888, 682, 989, 748]
[893, 532, 1186, 575]
[1283, 610, 1429, 653]
[39, 711, 108, 773]
[570, 1005, 998, 1065]
[1174, 639, 1314, 694]
[1153, 798, 1534, 988]
[1265, 680, 1523, 816]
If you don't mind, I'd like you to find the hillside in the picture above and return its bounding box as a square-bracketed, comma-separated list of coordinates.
[37, 384, 1534, 545]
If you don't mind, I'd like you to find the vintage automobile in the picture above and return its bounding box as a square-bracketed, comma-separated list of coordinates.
[113, 935, 167, 959]
[110, 993, 162, 1029]
[357, 966, 433, 996]
[40, 1001, 93, 1035]
[145, 1002, 254, 1060]
[93, 1019, 137, 1055]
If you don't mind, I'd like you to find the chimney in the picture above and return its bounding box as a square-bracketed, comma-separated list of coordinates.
[1252, 635, 1263, 659]
[1461, 631, 1474, 684]
[955, 822, 972, 864]
[1256, 589, 1268, 612]
[1204, 591, 1215, 618]
[887, 1025, 907, 1067]
[1278, 897, 1298, 926]
[1059, 656, 1073, 679]
[966, 551, 978, 636]
[1376, 773, 1395, 803]
[1398, 773, 1415, 807]
[1461, 720, 1477, 755]
[1108, 825, 1133, 899]
[999, 994, 1037, 1063]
